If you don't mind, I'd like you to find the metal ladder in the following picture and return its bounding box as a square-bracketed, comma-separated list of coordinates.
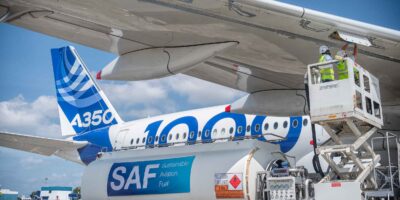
[316, 119, 381, 189]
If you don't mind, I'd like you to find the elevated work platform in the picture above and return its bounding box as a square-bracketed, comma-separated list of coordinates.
[307, 58, 385, 199]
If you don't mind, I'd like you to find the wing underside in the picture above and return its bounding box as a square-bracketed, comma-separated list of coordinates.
[1, 0, 399, 104]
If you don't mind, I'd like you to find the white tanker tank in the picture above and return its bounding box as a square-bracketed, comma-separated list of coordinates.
[82, 139, 287, 200]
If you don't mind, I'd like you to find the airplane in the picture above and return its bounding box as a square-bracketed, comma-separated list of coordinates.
[0, 0, 399, 198]
[0, 45, 330, 166]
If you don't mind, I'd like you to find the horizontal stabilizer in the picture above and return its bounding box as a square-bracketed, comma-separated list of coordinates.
[0, 131, 87, 156]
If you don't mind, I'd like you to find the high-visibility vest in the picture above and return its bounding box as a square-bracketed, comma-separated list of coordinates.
[319, 55, 334, 81]
[354, 67, 359, 81]
[337, 61, 348, 80]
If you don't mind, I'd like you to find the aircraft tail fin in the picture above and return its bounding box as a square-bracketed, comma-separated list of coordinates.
[51, 46, 123, 136]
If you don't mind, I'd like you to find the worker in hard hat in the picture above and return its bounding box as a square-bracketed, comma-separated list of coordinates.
[318, 45, 334, 82]
[335, 50, 348, 80]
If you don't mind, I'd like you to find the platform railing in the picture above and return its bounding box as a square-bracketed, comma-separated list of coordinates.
[367, 131, 399, 199]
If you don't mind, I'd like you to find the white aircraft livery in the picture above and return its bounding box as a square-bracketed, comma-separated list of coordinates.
[0, 46, 329, 166]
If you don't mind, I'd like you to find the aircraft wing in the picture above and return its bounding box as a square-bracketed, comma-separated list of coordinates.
[1, 0, 400, 104]
[0, 131, 87, 156]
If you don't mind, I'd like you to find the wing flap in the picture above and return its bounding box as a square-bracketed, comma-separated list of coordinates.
[0, 131, 87, 156]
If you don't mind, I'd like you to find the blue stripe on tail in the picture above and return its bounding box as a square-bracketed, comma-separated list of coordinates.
[51, 46, 120, 135]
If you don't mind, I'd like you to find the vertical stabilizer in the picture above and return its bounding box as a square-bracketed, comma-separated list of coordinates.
[51, 46, 122, 136]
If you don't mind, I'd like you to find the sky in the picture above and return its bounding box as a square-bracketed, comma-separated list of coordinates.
[0, 0, 399, 196]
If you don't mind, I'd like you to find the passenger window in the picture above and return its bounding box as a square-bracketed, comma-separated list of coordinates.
[264, 123, 269, 131]
[148, 136, 153, 143]
[155, 135, 159, 142]
[190, 131, 195, 138]
[136, 138, 140, 144]
[176, 133, 180, 140]
[356, 91, 362, 110]
[183, 132, 187, 139]
[246, 125, 250, 132]
[205, 130, 210, 137]
[142, 137, 146, 144]
[221, 128, 226, 135]
[237, 126, 242, 133]
[161, 135, 166, 142]
[229, 127, 234, 134]
[212, 129, 217, 136]
[130, 138, 134, 145]
[303, 119, 308, 126]
[198, 131, 202, 138]
[365, 97, 372, 115]
[292, 120, 298, 128]
[354, 68, 360, 87]
[363, 75, 370, 93]
[273, 122, 278, 129]
[255, 124, 260, 132]
[373, 101, 381, 118]
[283, 121, 288, 128]
[168, 134, 172, 141]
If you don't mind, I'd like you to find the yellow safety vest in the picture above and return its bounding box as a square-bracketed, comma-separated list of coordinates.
[337, 61, 348, 80]
[319, 55, 334, 82]
[354, 67, 360, 82]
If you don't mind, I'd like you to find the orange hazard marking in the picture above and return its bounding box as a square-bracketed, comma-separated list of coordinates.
[229, 175, 241, 189]
[215, 185, 244, 199]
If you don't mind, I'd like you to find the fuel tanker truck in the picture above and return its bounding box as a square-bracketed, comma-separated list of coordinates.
[82, 139, 295, 200]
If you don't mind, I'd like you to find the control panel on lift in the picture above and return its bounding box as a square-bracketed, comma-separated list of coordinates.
[307, 57, 383, 128]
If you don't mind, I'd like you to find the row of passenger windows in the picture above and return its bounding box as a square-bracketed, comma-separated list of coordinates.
[128, 119, 308, 145]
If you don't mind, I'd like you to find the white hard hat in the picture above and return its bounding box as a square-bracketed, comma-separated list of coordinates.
[336, 50, 347, 57]
[319, 45, 329, 54]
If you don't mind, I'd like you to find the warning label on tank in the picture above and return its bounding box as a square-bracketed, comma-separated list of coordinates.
[214, 173, 244, 199]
